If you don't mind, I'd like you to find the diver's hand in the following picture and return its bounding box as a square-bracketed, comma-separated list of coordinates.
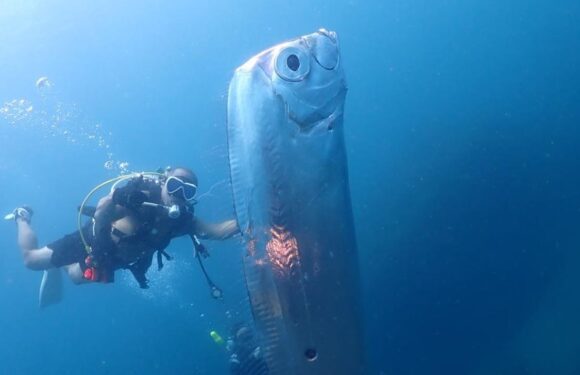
[112, 178, 147, 209]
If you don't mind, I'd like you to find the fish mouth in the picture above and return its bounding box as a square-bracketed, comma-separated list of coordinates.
[251, 58, 344, 132]
[304, 29, 340, 71]
[288, 93, 344, 133]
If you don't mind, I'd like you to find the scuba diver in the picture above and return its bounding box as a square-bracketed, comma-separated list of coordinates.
[5, 167, 239, 307]
[226, 323, 269, 375]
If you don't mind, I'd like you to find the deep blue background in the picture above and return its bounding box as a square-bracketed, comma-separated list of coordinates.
[1, 1, 580, 374]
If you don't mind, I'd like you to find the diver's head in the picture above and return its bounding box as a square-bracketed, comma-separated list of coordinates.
[161, 166, 198, 205]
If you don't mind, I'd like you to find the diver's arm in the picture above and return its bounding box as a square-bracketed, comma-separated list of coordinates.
[192, 218, 240, 240]
[93, 176, 146, 235]
[92, 194, 125, 235]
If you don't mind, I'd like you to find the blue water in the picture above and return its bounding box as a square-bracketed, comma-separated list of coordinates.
[1, 1, 580, 374]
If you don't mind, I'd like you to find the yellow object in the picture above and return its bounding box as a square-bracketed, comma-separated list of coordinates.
[210, 330, 224, 345]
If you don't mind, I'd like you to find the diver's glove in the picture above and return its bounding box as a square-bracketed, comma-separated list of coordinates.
[112, 176, 147, 209]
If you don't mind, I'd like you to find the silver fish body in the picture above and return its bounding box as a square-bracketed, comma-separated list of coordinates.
[227, 29, 365, 375]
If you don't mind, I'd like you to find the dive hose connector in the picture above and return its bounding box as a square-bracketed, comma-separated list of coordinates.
[142, 202, 181, 219]
[167, 204, 181, 219]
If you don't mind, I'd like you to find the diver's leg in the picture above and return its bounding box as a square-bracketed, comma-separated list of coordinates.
[64, 264, 90, 285]
[15, 218, 66, 307]
[16, 219, 54, 270]
[15, 213, 89, 285]
[40, 264, 88, 308]
[39, 258, 90, 308]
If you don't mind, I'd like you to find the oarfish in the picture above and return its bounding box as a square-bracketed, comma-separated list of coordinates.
[227, 29, 365, 374]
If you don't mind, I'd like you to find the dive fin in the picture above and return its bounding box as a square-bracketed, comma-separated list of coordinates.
[39, 268, 63, 308]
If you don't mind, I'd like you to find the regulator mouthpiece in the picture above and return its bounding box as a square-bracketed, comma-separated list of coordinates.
[167, 204, 181, 219]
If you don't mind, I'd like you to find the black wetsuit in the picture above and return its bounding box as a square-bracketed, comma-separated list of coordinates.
[48, 223, 95, 268]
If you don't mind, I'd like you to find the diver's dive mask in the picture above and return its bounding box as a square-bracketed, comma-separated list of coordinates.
[165, 176, 197, 202]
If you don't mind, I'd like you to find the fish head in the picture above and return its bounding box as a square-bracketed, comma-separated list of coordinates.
[253, 29, 347, 130]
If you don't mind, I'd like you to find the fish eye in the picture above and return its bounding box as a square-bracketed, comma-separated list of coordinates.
[275, 46, 310, 82]
[287, 54, 300, 71]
